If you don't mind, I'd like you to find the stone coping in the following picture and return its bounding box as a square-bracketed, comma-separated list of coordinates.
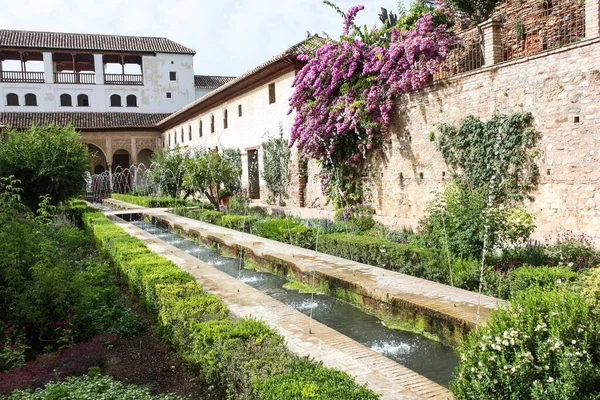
[109, 213, 453, 400]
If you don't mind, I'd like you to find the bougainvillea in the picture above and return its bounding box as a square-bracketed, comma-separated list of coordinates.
[288, 5, 456, 208]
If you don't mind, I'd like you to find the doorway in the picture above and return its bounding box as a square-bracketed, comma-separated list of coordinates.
[247, 149, 260, 199]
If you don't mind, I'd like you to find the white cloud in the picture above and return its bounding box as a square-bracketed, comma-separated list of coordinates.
[0, 0, 406, 76]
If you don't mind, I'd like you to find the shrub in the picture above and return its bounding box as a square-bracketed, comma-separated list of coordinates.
[220, 214, 257, 232]
[509, 265, 578, 294]
[253, 219, 317, 249]
[451, 286, 600, 399]
[419, 182, 535, 259]
[228, 189, 251, 215]
[336, 203, 376, 232]
[147, 146, 187, 198]
[0, 124, 89, 209]
[253, 359, 379, 400]
[6, 370, 181, 399]
[111, 193, 194, 209]
[317, 233, 449, 283]
[547, 230, 600, 271]
[580, 266, 600, 306]
[0, 334, 115, 396]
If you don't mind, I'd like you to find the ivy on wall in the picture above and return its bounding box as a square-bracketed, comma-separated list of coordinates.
[432, 111, 540, 204]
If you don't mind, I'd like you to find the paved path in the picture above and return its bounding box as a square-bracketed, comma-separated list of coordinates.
[110, 213, 453, 400]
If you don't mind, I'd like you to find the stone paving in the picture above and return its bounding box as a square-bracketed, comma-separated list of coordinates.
[109, 213, 454, 400]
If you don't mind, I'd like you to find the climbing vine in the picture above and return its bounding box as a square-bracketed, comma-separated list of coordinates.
[289, 3, 456, 209]
[433, 112, 540, 204]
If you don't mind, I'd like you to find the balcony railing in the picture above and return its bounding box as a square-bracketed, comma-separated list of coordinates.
[0, 71, 45, 83]
[104, 73, 143, 85]
[54, 72, 96, 84]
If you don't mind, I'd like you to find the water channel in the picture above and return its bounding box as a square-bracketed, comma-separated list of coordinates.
[128, 218, 459, 387]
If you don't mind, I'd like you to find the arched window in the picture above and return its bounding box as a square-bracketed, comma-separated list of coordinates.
[188, 125, 192, 141]
[24, 93, 37, 106]
[181, 128, 184, 143]
[6, 93, 19, 106]
[223, 109, 228, 129]
[60, 94, 72, 107]
[110, 94, 122, 107]
[199, 120, 203, 137]
[126, 95, 137, 107]
[77, 94, 89, 107]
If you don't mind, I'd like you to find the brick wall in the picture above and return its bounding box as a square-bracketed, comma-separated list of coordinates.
[361, 38, 600, 236]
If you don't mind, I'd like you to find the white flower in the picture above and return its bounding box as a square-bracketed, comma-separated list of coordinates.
[547, 377, 554, 383]
[572, 340, 577, 345]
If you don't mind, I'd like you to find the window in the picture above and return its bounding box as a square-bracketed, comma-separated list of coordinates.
[126, 95, 137, 107]
[168, 134, 171, 146]
[268, 83, 276, 104]
[199, 120, 203, 137]
[77, 94, 89, 107]
[210, 115, 215, 133]
[181, 128, 184, 143]
[223, 109, 228, 129]
[6, 93, 19, 106]
[174, 130, 177, 144]
[24, 93, 37, 106]
[60, 94, 72, 107]
[188, 125, 192, 141]
[166, 92, 172, 99]
[169, 71, 176, 81]
[238, 104, 242, 117]
[110, 94, 122, 107]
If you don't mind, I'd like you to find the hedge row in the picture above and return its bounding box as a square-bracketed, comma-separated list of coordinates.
[176, 208, 455, 283]
[72, 201, 378, 400]
[110, 194, 199, 208]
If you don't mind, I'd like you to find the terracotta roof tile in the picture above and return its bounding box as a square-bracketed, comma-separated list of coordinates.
[0, 112, 170, 130]
[194, 75, 236, 89]
[0, 29, 195, 55]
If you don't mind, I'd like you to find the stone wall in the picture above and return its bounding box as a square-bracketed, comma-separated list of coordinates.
[362, 38, 600, 236]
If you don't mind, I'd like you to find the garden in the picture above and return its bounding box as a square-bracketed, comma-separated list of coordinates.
[3, 0, 600, 399]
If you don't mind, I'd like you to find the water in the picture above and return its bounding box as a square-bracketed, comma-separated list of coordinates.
[130, 220, 458, 387]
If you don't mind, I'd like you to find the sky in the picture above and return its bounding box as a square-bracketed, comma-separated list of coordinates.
[0, 0, 408, 77]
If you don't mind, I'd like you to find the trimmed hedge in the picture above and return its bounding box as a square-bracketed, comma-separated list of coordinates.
[317, 233, 450, 283]
[72, 201, 377, 400]
[253, 219, 317, 250]
[110, 194, 203, 208]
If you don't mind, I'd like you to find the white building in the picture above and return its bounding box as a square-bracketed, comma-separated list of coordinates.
[157, 38, 318, 203]
[0, 29, 198, 113]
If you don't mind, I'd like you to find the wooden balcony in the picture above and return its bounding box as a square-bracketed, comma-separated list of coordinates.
[0, 71, 45, 83]
[54, 72, 96, 84]
[104, 73, 143, 85]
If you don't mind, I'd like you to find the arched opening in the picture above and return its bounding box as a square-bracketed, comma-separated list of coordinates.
[24, 93, 37, 106]
[126, 94, 137, 107]
[112, 149, 131, 193]
[137, 149, 154, 168]
[60, 93, 72, 107]
[86, 143, 107, 173]
[6, 93, 19, 106]
[110, 94, 122, 107]
[77, 94, 89, 107]
[94, 165, 105, 174]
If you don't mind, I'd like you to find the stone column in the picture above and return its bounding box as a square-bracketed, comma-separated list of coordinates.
[107, 162, 114, 192]
[42, 52, 53, 83]
[481, 18, 503, 66]
[586, 0, 600, 39]
[94, 54, 104, 84]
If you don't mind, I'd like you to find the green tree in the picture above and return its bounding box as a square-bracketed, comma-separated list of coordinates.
[147, 146, 188, 198]
[0, 124, 89, 209]
[183, 148, 242, 210]
[261, 126, 291, 206]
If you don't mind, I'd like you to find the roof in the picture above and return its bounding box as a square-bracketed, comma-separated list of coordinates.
[194, 75, 236, 89]
[0, 112, 171, 130]
[159, 36, 324, 129]
[0, 29, 195, 55]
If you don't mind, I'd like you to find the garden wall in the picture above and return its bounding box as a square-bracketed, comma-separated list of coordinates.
[363, 37, 600, 237]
